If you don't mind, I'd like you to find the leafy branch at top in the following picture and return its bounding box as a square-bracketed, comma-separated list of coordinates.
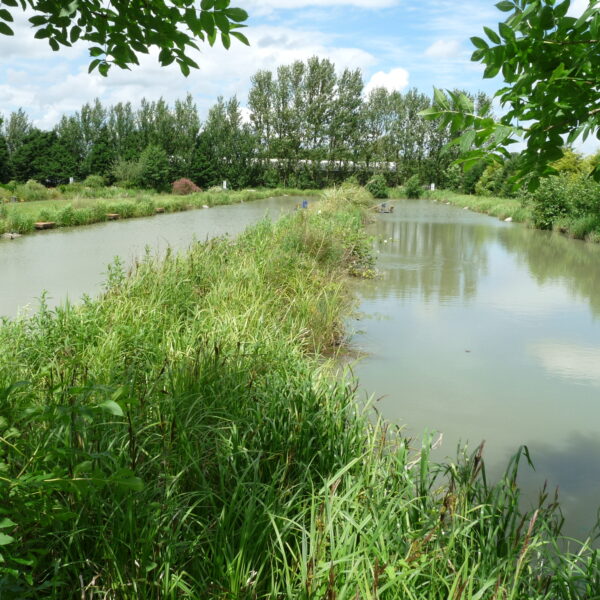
[421, 0, 600, 188]
[0, 0, 250, 76]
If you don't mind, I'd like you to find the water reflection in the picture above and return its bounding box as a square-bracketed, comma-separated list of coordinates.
[352, 199, 600, 538]
[367, 216, 491, 303]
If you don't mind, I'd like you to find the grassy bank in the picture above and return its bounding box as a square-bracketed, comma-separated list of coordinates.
[425, 190, 600, 243]
[0, 187, 320, 236]
[0, 187, 598, 598]
[427, 189, 531, 223]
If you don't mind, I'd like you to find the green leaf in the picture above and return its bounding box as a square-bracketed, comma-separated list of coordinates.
[498, 22, 515, 40]
[554, 0, 570, 18]
[483, 63, 501, 79]
[88, 58, 101, 73]
[230, 30, 249, 45]
[470, 36, 489, 49]
[484, 26, 501, 44]
[200, 0, 215, 8]
[540, 5, 554, 29]
[0, 519, 16, 530]
[70, 25, 81, 43]
[0, 9, 13, 22]
[97, 400, 123, 416]
[221, 31, 230, 48]
[34, 27, 51, 39]
[0, 534, 14, 546]
[28, 15, 47, 26]
[225, 7, 248, 22]
[495, 0, 514, 11]
[0, 22, 13, 35]
[98, 62, 110, 76]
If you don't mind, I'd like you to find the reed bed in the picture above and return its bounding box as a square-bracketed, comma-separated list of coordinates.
[0, 187, 319, 235]
[0, 191, 597, 598]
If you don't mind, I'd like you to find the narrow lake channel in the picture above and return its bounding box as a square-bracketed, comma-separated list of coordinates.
[0, 196, 301, 318]
[350, 198, 600, 541]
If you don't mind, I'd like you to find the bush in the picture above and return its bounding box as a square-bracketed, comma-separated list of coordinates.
[404, 174, 422, 199]
[83, 174, 106, 188]
[172, 178, 201, 195]
[366, 174, 388, 199]
[527, 176, 572, 229]
[16, 180, 50, 202]
[112, 158, 144, 188]
[139, 145, 172, 192]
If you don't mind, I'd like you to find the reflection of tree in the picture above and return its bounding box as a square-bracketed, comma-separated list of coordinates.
[361, 215, 492, 303]
[498, 227, 600, 317]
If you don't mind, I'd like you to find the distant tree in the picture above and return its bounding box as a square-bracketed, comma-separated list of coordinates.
[11, 129, 76, 184]
[0, 119, 11, 183]
[0, 1, 249, 75]
[139, 144, 171, 191]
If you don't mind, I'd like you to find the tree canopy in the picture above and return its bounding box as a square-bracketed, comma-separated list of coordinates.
[0, 0, 249, 75]
[421, 0, 600, 187]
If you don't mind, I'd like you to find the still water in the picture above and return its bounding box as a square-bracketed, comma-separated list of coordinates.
[350, 199, 600, 540]
[0, 196, 300, 318]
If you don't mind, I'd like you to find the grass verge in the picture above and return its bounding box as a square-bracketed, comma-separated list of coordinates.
[0, 186, 598, 598]
[0, 187, 320, 236]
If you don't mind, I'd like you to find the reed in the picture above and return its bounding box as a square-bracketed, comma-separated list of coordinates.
[0, 191, 597, 598]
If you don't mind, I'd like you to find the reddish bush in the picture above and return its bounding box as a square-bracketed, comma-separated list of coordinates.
[171, 178, 201, 195]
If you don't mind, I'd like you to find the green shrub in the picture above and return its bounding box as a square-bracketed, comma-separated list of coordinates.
[112, 158, 144, 188]
[527, 174, 600, 230]
[404, 174, 422, 199]
[16, 180, 50, 202]
[83, 174, 106, 188]
[366, 174, 388, 199]
[139, 145, 172, 192]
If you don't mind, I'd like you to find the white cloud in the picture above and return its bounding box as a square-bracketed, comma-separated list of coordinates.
[424, 39, 462, 59]
[243, 0, 398, 16]
[364, 67, 409, 95]
[567, 0, 590, 17]
[1, 24, 377, 126]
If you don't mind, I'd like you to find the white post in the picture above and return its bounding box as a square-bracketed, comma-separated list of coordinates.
[430, 183, 435, 191]
[223, 180, 227, 190]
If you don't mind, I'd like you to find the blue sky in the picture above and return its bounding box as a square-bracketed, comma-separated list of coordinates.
[0, 0, 596, 154]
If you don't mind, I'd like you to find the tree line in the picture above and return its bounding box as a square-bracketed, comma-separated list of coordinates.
[0, 57, 492, 191]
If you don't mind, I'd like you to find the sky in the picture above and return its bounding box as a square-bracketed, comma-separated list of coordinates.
[0, 0, 597, 154]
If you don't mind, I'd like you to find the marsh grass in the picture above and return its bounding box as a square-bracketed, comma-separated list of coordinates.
[0, 188, 319, 235]
[0, 192, 597, 598]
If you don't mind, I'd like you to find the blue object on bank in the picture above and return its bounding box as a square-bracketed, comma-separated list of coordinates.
[302, 199, 308, 209]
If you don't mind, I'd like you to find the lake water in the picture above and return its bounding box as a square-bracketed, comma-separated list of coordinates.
[0, 196, 301, 318]
[349, 198, 600, 541]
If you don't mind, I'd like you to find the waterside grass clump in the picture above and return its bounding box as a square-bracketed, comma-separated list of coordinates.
[0, 191, 598, 598]
[0, 187, 320, 235]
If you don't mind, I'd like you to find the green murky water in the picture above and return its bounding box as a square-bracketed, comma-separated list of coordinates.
[349, 199, 600, 540]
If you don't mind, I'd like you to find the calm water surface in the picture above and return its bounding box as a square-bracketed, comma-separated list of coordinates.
[350, 199, 600, 540]
[0, 196, 300, 318]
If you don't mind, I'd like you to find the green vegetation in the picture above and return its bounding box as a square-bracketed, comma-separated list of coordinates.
[422, 0, 600, 186]
[404, 174, 423, 199]
[366, 174, 388, 199]
[0, 187, 319, 235]
[430, 190, 530, 223]
[0, 188, 598, 597]
[0, 1, 249, 76]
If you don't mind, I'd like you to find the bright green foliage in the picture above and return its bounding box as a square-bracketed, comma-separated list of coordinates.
[82, 174, 106, 187]
[422, 0, 600, 186]
[139, 145, 172, 191]
[404, 174, 422, 198]
[0, 0, 249, 76]
[527, 173, 600, 229]
[366, 174, 388, 199]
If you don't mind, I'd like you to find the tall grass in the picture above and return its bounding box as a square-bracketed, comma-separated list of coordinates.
[0, 192, 597, 598]
[0, 187, 320, 235]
